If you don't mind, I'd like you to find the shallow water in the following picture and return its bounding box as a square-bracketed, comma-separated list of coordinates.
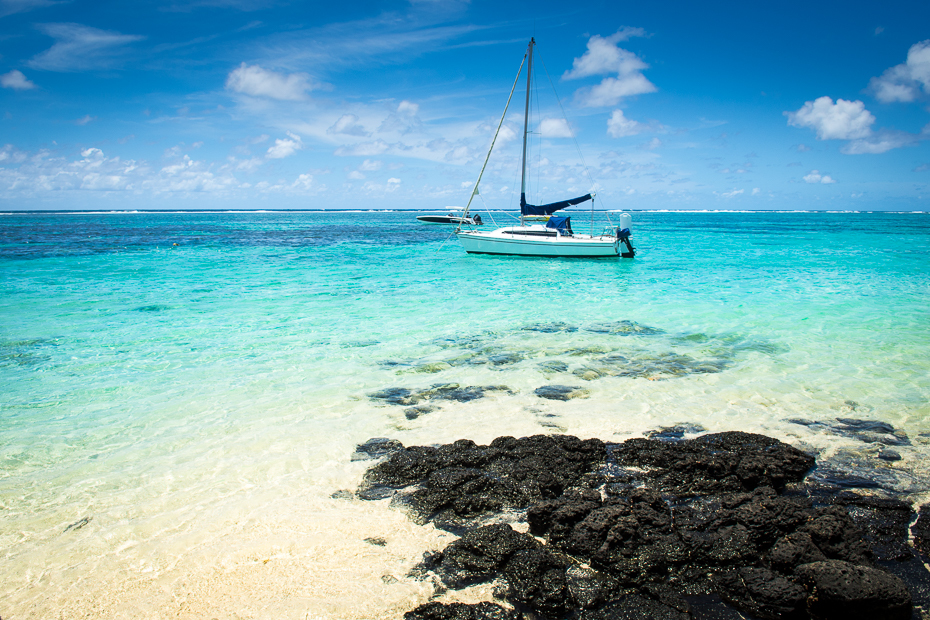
[1, 210, 928, 618]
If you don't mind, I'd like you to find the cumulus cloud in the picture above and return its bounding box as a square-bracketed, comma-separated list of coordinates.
[803, 170, 836, 184]
[29, 23, 144, 72]
[347, 170, 365, 180]
[359, 159, 382, 171]
[1, 70, 36, 90]
[563, 28, 656, 107]
[785, 97, 875, 140]
[606, 109, 646, 137]
[327, 113, 369, 136]
[266, 132, 303, 158]
[538, 118, 573, 138]
[868, 40, 930, 103]
[226, 63, 313, 100]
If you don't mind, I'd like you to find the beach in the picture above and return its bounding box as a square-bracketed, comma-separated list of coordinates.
[1, 210, 929, 618]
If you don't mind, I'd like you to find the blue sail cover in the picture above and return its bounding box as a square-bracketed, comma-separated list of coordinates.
[546, 216, 572, 234]
[520, 192, 593, 216]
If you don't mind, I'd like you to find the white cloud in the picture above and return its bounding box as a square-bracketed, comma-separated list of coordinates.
[803, 170, 836, 184]
[868, 40, 930, 103]
[563, 28, 648, 79]
[1, 70, 36, 90]
[225, 63, 313, 101]
[752, 188, 761, 195]
[334, 140, 389, 157]
[564, 28, 656, 107]
[266, 132, 303, 159]
[606, 109, 645, 137]
[582, 75, 657, 107]
[642, 137, 662, 150]
[327, 113, 369, 136]
[0, 0, 60, 18]
[720, 189, 744, 198]
[378, 100, 422, 134]
[234, 157, 263, 172]
[359, 159, 382, 171]
[29, 23, 144, 72]
[785, 96, 875, 140]
[841, 130, 920, 154]
[538, 118, 573, 138]
[0, 144, 28, 164]
[396, 100, 418, 115]
[75, 114, 95, 125]
[291, 173, 314, 191]
[347, 170, 365, 180]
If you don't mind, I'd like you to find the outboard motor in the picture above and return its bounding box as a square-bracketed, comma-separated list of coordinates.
[614, 212, 635, 258]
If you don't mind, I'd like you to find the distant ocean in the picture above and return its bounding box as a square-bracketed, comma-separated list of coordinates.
[1, 210, 928, 619]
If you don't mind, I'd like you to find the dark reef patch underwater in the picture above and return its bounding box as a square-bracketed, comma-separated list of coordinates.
[348, 432, 930, 620]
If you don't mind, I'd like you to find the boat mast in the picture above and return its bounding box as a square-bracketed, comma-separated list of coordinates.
[519, 38, 534, 227]
[457, 46, 528, 231]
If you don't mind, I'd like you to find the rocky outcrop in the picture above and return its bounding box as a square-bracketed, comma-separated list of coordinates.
[357, 432, 925, 620]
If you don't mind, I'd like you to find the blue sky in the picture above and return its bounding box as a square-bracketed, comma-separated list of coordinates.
[1, 0, 928, 210]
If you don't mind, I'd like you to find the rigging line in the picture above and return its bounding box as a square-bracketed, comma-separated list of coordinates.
[457, 46, 528, 232]
[538, 50, 602, 234]
[537, 51, 601, 200]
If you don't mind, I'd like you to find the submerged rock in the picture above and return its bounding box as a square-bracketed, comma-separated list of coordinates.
[537, 360, 569, 374]
[523, 321, 577, 333]
[644, 424, 707, 442]
[534, 385, 590, 400]
[585, 320, 664, 336]
[352, 437, 404, 461]
[786, 417, 910, 447]
[369, 383, 515, 407]
[405, 404, 438, 420]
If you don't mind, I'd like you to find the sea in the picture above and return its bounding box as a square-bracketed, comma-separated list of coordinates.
[1, 209, 928, 619]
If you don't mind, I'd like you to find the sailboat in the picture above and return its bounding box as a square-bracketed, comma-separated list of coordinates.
[455, 38, 635, 258]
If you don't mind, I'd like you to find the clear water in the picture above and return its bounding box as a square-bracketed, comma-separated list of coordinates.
[1, 210, 929, 619]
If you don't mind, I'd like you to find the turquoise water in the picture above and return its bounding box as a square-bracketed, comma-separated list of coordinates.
[1, 210, 929, 619]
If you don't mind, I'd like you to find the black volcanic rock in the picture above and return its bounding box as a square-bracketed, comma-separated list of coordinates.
[404, 602, 523, 620]
[579, 593, 690, 620]
[433, 523, 539, 588]
[795, 560, 912, 620]
[359, 435, 605, 526]
[765, 532, 828, 574]
[832, 492, 914, 561]
[910, 503, 930, 556]
[359, 432, 924, 620]
[608, 431, 815, 495]
[503, 548, 573, 618]
[714, 566, 807, 619]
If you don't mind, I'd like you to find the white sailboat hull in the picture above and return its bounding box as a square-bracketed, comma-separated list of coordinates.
[457, 227, 619, 257]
